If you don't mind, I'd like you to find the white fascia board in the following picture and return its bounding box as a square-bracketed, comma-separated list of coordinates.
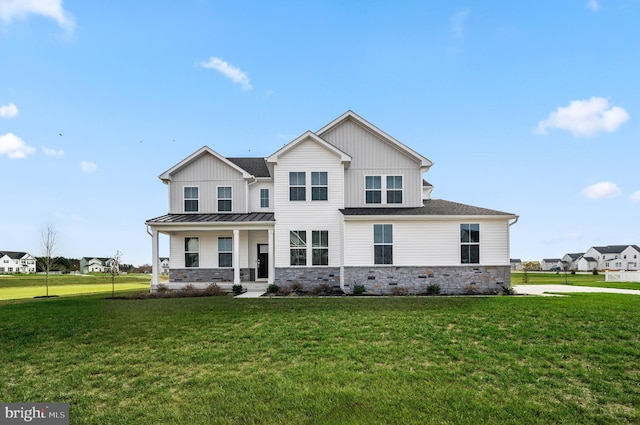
[266, 131, 352, 165]
[342, 214, 518, 222]
[146, 222, 275, 233]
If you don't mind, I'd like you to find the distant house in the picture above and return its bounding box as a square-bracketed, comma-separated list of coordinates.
[80, 257, 118, 274]
[582, 245, 640, 271]
[0, 251, 37, 274]
[145, 110, 518, 294]
[160, 257, 170, 274]
[510, 259, 522, 271]
[576, 256, 598, 272]
[562, 253, 583, 271]
[541, 258, 563, 271]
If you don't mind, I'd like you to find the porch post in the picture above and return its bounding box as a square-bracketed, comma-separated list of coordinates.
[268, 228, 274, 284]
[151, 228, 159, 286]
[233, 229, 240, 285]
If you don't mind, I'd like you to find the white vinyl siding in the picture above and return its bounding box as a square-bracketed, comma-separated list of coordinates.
[248, 181, 274, 212]
[272, 138, 345, 268]
[169, 231, 250, 269]
[344, 219, 510, 267]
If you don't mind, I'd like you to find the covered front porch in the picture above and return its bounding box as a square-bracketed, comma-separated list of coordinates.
[146, 213, 275, 290]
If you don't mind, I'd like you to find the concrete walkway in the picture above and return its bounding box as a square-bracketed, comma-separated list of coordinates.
[234, 282, 268, 298]
[514, 284, 640, 297]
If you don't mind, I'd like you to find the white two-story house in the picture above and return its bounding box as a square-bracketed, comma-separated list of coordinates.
[146, 111, 518, 294]
[0, 251, 37, 273]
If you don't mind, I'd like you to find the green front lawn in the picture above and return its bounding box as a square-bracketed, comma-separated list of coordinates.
[0, 274, 150, 299]
[512, 271, 640, 290]
[1, 294, 638, 424]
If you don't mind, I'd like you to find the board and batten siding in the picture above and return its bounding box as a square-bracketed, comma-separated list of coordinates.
[272, 138, 345, 268]
[343, 218, 511, 267]
[319, 118, 423, 208]
[169, 231, 250, 269]
[168, 153, 248, 214]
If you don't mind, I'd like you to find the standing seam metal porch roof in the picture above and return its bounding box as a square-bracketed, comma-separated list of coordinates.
[146, 212, 275, 224]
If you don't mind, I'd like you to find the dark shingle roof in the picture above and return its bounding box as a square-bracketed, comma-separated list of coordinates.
[592, 245, 634, 254]
[565, 253, 584, 260]
[340, 199, 515, 217]
[227, 157, 271, 178]
[0, 251, 29, 259]
[146, 212, 275, 224]
[582, 256, 597, 262]
[543, 258, 562, 262]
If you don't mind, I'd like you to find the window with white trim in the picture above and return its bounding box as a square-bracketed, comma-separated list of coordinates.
[460, 224, 480, 264]
[374, 224, 393, 264]
[311, 172, 328, 201]
[185, 237, 199, 267]
[312, 231, 328, 265]
[218, 237, 232, 267]
[386, 176, 403, 204]
[218, 186, 232, 212]
[365, 176, 382, 204]
[290, 231, 307, 265]
[184, 187, 199, 212]
[260, 188, 269, 208]
[289, 172, 306, 201]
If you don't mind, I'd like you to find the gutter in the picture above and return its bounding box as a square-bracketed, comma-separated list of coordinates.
[509, 216, 519, 226]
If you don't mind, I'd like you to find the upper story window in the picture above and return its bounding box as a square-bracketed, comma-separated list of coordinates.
[365, 176, 382, 204]
[185, 237, 199, 267]
[374, 224, 393, 264]
[290, 231, 307, 265]
[218, 186, 232, 212]
[386, 176, 403, 204]
[184, 187, 199, 212]
[311, 172, 328, 201]
[460, 224, 480, 264]
[260, 188, 269, 208]
[289, 172, 306, 201]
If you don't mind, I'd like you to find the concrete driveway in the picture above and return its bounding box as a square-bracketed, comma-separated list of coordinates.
[514, 284, 640, 296]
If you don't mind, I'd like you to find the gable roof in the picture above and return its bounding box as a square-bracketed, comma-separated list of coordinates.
[159, 146, 253, 183]
[227, 157, 271, 177]
[340, 199, 516, 217]
[0, 251, 30, 260]
[565, 253, 584, 260]
[542, 259, 562, 263]
[316, 110, 433, 170]
[591, 245, 637, 254]
[266, 131, 352, 164]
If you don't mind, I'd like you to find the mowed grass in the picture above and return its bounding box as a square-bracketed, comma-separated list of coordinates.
[1, 294, 639, 424]
[0, 274, 150, 300]
[512, 271, 640, 290]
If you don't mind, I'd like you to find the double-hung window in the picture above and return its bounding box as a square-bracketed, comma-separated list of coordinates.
[260, 188, 269, 208]
[374, 224, 393, 264]
[185, 237, 199, 267]
[290, 231, 307, 265]
[365, 176, 382, 204]
[184, 187, 199, 212]
[311, 172, 328, 201]
[218, 237, 232, 267]
[312, 231, 329, 265]
[386, 176, 403, 204]
[218, 186, 232, 212]
[289, 172, 306, 201]
[460, 224, 480, 264]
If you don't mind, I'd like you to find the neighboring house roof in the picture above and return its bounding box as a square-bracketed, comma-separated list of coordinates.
[316, 110, 433, 170]
[146, 212, 275, 224]
[565, 253, 584, 260]
[0, 251, 30, 259]
[340, 199, 516, 217]
[510, 259, 522, 263]
[591, 245, 634, 254]
[82, 257, 111, 262]
[227, 157, 271, 178]
[581, 256, 597, 262]
[542, 259, 562, 262]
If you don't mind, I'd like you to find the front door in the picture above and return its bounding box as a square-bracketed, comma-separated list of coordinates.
[257, 244, 268, 279]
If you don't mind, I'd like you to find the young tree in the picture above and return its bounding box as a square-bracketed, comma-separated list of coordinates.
[39, 224, 57, 297]
[110, 250, 122, 298]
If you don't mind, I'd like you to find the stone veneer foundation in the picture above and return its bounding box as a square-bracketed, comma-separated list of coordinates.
[275, 267, 341, 292]
[342, 265, 511, 295]
[170, 268, 252, 283]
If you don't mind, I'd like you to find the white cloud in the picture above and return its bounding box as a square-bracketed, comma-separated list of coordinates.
[42, 146, 64, 157]
[80, 161, 97, 173]
[581, 181, 621, 199]
[630, 190, 640, 202]
[199, 57, 252, 91]
[0, 0, 75, 32]
[587, 0, 600, 11]
[535, 97, 629, 137]
[450, 8, 470, 38]
[0, 102, 18, 118]
[0, 132, 35, 159]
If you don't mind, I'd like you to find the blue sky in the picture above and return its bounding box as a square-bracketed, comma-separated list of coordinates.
[1, 0, 639, 266]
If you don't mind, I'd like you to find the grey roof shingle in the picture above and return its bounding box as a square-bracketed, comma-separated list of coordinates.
[340, 199, 515, 217]
[146, 212, 275, 224]
[0, 251, 29, 259]
[592, 245, 636, 254]
[227, 157, 271, 178]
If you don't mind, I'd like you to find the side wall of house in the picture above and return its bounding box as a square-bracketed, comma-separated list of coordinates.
[168, 154, 247, 214]
[319, 119, 423, 208]
[248, 180, 274, 213]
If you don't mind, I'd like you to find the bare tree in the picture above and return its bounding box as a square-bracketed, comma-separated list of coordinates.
[110, 250, 122, 298]
[39, 224, 57, 297]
